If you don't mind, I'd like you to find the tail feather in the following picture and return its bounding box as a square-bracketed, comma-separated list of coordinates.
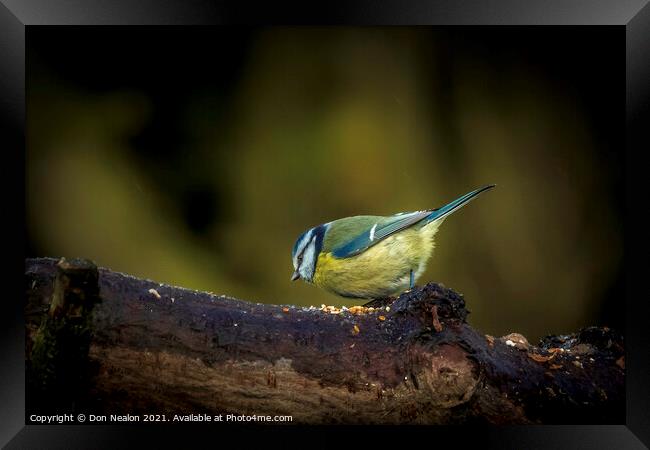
[424, 184, 496, 225]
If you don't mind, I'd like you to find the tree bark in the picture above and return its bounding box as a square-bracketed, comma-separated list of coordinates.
[25, 257, 624, 424]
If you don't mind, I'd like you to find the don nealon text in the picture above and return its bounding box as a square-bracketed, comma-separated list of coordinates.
[29, 414, 293, 423]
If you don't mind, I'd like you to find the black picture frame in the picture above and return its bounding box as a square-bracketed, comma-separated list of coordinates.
[1, 1, 648, 448]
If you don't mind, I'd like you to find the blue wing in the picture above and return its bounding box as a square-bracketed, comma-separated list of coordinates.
[330, 185, 496, 259]
[331, 210, 432, 258]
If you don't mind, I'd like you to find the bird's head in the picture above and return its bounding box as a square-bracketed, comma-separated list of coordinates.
[291, 224, 328, 283]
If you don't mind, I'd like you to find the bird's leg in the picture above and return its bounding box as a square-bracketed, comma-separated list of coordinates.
[363, 297, 395, 308]
[409, 269, 414, 289]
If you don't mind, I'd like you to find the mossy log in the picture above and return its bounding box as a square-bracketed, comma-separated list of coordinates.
[25, 257, 624, 424]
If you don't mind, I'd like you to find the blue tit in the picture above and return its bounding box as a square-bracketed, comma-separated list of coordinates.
[290, 185, 495, 299]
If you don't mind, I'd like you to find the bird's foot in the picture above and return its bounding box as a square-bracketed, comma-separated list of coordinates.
[363, 296, 396, 308]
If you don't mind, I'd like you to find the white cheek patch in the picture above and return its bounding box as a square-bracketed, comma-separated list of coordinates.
[293, 228, 314, 269]
[299, 239, 317, 281]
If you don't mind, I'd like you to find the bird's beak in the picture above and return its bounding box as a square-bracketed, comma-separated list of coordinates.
[291, 270, 300, 281]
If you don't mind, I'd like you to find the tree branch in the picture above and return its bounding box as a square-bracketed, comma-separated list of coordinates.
[25, 257, 624, 424]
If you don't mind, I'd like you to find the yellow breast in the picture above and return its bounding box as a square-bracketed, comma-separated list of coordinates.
[312, 224, 439, 299]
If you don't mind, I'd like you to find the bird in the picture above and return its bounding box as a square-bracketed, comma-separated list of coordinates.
[290, 184, 495, 299]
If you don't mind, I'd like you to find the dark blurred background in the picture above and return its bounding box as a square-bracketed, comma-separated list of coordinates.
[26, 26, 624, 342]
